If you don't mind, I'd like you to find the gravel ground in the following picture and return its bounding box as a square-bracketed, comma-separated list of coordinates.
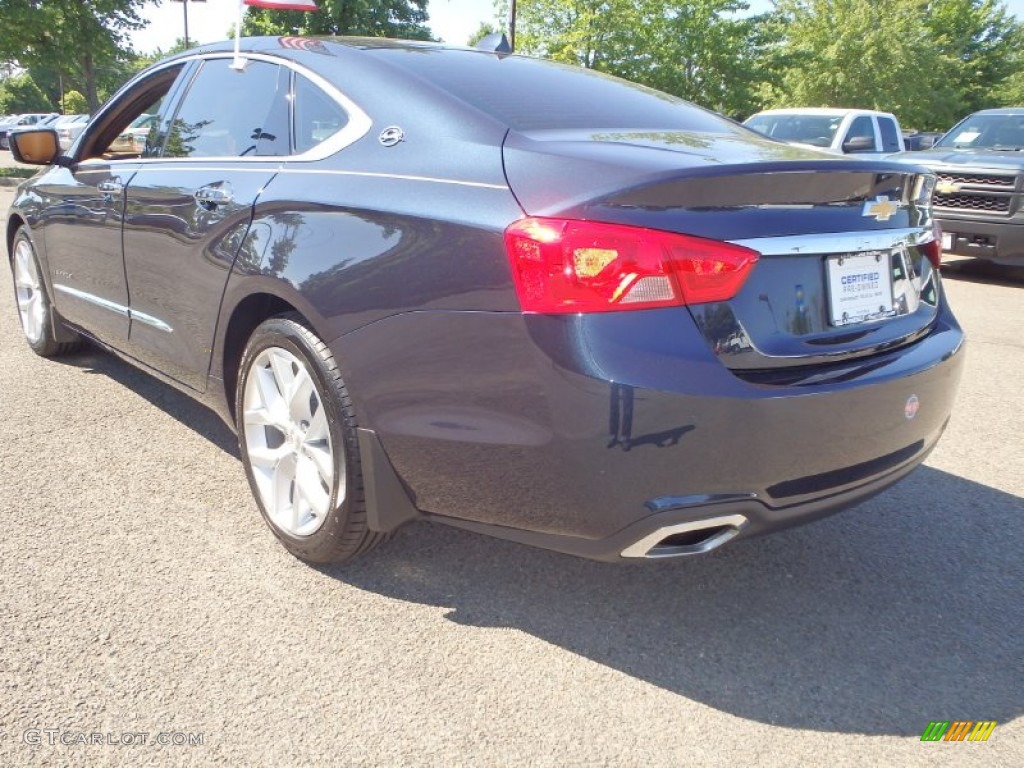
[0, 184, 1021, 766]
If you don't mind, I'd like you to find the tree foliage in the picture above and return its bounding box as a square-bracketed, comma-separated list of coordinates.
[0, 73, 52, 113]
[61, 89, 89, 115]
[506, 0, 762, 118]
[498, 0, 1024, 128]
[769, 0, 1023, 128]
[924, 0, 1023, 118]
[0, 0, 147, 113]
[241, 0, 432, 40]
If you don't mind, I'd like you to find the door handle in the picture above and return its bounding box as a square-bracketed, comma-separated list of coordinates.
[194, 185, 233, 209]
[97, 179, 123, 200]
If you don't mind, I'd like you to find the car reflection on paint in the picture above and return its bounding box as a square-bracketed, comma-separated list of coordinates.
[5, 37, 964, 566]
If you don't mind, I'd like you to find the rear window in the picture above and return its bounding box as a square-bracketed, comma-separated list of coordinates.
[371, 49, 740, 133]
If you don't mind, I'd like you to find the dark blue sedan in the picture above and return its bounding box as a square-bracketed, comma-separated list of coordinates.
[6, 37, 964, 563]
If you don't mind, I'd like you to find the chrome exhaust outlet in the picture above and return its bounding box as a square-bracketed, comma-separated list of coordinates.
[620, 514, 748, 559]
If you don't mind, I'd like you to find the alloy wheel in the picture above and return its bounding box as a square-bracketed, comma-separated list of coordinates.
[12, 238, 45, 345]
[242, 346, 339, 537]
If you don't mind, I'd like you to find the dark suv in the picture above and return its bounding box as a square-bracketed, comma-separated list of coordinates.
[901, 108, 1024, 265]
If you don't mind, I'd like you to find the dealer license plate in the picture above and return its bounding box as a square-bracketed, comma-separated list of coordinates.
[826, 251, 895, 327]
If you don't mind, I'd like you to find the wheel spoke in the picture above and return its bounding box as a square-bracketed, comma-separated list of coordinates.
[268, 350, 297, 403]
[288, 366, 315, 423]
[247, 443, 290, 469]
[296, 456, 330, 517]
[14, 243, 32, 281]
[305, 403, 329, 441]
[303, 441, 334, 488]
[243, 405, 285, 432]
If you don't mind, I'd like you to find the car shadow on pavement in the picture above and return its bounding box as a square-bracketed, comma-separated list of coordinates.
[62, 344, 239, 458]
[941, 259, 1024, 286]
[328, 466, 1023, 737]
[51, 341, 1021, 736]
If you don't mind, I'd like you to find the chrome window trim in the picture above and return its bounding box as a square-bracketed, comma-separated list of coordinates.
[277, 168, 509, 190]
[81, 51, 372, 166]
[731, 227, 934, 257]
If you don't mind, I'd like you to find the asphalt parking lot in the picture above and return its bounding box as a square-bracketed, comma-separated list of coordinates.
[0, 181, 1021, 766]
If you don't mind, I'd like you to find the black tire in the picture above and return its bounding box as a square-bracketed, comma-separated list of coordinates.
[9, 228, 81, 357]
[235, 313, 387, 564]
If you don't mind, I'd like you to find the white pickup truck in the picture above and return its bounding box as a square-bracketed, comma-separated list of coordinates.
[743, 108, 906, 156]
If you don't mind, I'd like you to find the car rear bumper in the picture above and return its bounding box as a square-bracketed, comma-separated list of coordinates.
[334, 299, 965, 560]
[937, 214, 1024, 264]
[432, 426, 944, 561]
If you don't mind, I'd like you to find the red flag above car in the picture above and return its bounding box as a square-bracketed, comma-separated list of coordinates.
[244, 0, 319, 10]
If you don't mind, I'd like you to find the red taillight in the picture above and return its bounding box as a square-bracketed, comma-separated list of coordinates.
[503, 217, 760, 313]
[921, 219, 943, 269]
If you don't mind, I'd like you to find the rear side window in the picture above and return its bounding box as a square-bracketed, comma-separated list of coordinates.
[878, 117, 902, 152]
[293, 73, 348, 154]
[372, 49, 743, 133]
[164, 59, 290, 158]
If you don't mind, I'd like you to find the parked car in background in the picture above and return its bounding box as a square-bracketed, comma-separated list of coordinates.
[903, 131, 944, 151]
[56, 114, 90, 151]
[894, 108, 1024, 265]
[744, 108, 905, 156]
[0, 113, 57, 150]
[7, 114, 62, 148]
[107, 113, 155, 156]
[7, 38, 963, 566]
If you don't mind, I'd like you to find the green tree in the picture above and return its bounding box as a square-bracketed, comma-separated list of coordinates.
[996, 70, 1024, 107]
[0, 0, 148, 113]
[0, 73, 53, 113]
[924, 0, 1023, 122]
[241, 0, 432, 40]
[770, 0, 943, 127]
[506, 0, 764, 118]
[62, 89, 88, 114]
[768, 0, 1023, 130]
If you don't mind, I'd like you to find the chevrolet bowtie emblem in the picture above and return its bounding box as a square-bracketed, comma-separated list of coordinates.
[862, 196, 901, 221]
[935, 179, 960, 195]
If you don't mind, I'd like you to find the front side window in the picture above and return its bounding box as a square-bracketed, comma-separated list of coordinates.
[846, 116, 876, 148]
[164, 59, 290, 158]
[78, 64, 184, 161]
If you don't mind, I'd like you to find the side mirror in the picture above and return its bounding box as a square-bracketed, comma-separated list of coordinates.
[10, 128, 61, 165]
[841, 135, 876, 153]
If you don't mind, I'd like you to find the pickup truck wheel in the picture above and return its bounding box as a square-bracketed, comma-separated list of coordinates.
[10, 229, 80, 357]
[236, 313, 387, 564]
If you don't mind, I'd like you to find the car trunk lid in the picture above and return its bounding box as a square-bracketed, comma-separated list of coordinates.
[502, 129, 941, 370]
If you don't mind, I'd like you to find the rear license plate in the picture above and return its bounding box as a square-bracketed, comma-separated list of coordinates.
[826, 251, 894, 327]
[942, 232, 953, 250]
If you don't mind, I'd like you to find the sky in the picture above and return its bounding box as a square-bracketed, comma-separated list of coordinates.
[130, 0, 1024, 54]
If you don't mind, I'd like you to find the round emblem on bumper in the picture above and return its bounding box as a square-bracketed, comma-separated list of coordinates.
[905, 394, 920, 420]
